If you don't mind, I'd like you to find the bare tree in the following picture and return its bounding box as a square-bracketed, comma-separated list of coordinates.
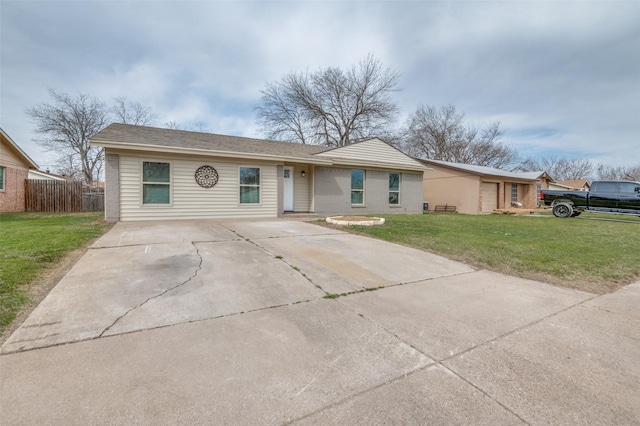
[53, 152, 82, 179]
[256, 54, 400, 147]
[595, 163, 640, 181]
[519, 156, 593, 181]
[111, 96, 157, 126]
[400, 104, 519, 169]
[164, 120, 182, 130]
[26, 89, 109, 184]
[626, 166, 640, 181]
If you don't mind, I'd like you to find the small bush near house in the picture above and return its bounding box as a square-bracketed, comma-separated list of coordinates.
[343, 213, 640, 294]
[0, 212, 111, 335]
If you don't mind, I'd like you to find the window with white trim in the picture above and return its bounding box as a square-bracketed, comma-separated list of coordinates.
[511, 183, 518, 202]
[351, 169, 364, 205]
[0, 166, 5, 191]
[239, 167, 260, 204]
[142, 162, 170, 204]
[389, 172, 400, 205]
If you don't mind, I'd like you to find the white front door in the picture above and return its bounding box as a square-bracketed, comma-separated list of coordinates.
[283, 167, 294, 211]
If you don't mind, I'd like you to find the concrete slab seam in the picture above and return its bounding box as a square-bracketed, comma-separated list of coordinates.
[91, 238, 243, 250]
[435, 364, 531, 424]
[323, 270, 479, 299]
[431, 293, 606, 424]
[284, 300, 441, 424]
[249, 231, 349, 240]
[97, 241, 205, 338]
[0, 299, 325, 356]
[322, 288, 601, 425]
[220, 224, 333, 296]
[439, 293, 600, 365]
[284, 364, 438, 425]
[319, 296, 543, 425]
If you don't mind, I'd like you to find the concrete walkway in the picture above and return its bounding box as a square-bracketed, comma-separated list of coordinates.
[1, 220, 639, 424]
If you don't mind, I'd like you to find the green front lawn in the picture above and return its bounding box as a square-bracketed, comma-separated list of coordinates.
[0, 212, 111, 334]
[345, 213, 640, 294]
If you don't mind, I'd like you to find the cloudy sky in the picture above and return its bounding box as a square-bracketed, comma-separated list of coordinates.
[2, 1, 639, 170]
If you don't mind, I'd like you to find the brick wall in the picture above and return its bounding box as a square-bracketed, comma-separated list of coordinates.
[0, 167, 28, 212]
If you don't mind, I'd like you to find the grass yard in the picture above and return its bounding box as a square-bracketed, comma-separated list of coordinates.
[343, 213, 640, 294]
[0, 212, 111, 334]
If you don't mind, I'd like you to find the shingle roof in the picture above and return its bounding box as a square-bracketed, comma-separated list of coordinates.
[91, 123, 430, 171]
[418, 158, 540, 181]
[91, 123, 331, 160]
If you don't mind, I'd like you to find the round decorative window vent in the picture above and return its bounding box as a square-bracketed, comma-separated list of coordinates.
[194, 165, 219, 188]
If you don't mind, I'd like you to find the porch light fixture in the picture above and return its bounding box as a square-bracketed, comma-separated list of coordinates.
[301, 170, 306, 177]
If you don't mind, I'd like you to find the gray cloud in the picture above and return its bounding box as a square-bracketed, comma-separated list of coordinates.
[2, 1, 638, 169]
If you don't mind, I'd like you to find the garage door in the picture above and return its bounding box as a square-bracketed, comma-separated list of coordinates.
[481, 182, 498, 213]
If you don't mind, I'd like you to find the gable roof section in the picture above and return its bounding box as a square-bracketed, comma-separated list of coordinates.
[556, 179, 590, 189]
[91, 123, 333, 164]
[1, 128, 39, 169]
[92, 124, 430, 171]
[316, 138, 430, 172]
[418, 158, 539, 182]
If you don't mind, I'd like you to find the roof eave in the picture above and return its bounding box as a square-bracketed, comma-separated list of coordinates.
[1, 128, 39, 169]
[328, 157, 432, 172]
[91, 139, 334, 165]
[419, 160, 536, 181]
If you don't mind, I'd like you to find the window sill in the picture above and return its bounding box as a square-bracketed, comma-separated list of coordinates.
[351, 205, 367, 208]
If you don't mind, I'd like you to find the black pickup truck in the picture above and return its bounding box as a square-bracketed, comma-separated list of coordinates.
[540, 180, 640, 218]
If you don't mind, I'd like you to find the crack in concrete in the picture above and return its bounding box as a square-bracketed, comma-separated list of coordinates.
[97, 242, 204, 338]
[91, 238, 242, 250]
[1, 298, 321, 356]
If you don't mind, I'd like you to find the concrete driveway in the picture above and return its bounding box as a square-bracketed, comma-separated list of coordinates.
[1, 219, 639, 424]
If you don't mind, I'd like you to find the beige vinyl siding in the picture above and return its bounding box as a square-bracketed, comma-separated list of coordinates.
[0, 142, 30, 170]
[316, 139, 424, 170]
[119, 153, 278, 221]
[291, 163, 312, 212]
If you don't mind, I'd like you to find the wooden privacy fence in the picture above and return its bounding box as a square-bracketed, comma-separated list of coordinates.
[82, 192, 104, 212]
[24, 180, 104, 212]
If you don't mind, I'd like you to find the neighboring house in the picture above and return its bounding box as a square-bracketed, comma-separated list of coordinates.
[552, 179, 590, 191]
[90, 123, 431, 222]
[0, 128, 39, 212]
[28, 169, 73, 181]
[417, 159, 550, 214]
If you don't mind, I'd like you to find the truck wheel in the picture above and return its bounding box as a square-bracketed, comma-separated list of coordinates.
[553, 202, 574, 218]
